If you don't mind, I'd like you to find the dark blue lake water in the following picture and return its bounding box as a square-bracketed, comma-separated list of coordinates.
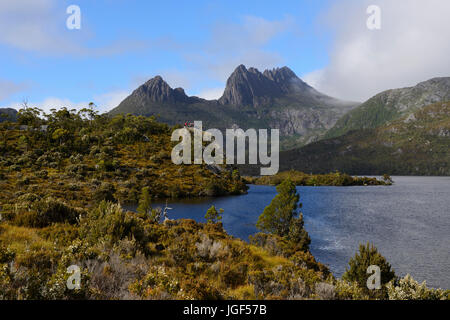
[128, 176, 450, 289]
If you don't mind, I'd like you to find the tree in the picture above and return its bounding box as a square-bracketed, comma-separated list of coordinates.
[343, 242, 397, 298]
[205, 205, 223, 224]
[256, 179, 303, 238]
[287, 213, 310, 251]
[137, 187, 161, 222]
[137, 187, 152, 215]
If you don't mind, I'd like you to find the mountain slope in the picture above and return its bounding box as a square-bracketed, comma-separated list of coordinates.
[325, 77, 450, 139]
[279, 101, 450, 175]
[0, 108, 17, 122]
[110, 65, 359, 149]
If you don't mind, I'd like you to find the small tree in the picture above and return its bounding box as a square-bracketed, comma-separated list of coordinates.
[287, 213, 310, 251]
[205, 205, 223, 224]
[343, 242, 396, 298]
[137, 187, 151, 215]
[256, 179, 300, 237]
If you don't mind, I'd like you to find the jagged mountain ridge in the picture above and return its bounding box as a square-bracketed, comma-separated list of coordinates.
[110, 65, 359, 149]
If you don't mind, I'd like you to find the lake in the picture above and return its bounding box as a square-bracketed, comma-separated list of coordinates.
[127, 176, 450, 289]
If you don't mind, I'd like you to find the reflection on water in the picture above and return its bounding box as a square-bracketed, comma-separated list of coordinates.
[127, 176, 450, 289]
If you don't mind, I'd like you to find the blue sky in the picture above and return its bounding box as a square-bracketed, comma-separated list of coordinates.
[1, 0, 449, 112]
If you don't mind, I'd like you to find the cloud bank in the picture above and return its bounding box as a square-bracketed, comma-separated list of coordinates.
[303, 0, 450, 101]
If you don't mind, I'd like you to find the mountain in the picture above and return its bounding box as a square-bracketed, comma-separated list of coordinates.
[110, 65, 359, 149]
[0, 108, 17, 122]
[278, 101, 450, 176]
[325, 77, 450, 139]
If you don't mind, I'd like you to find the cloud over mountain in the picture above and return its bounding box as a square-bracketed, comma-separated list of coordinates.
[303, 0, 450, 101]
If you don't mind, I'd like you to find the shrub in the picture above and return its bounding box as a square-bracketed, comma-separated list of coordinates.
[14, 198, 81, 228]
[221, 262, 248, 288]
[93, 182, 116, 202]
[203, 180, 227, 197]
[386, 274, 449, 300]
[342, 243, 396, 299]
[205, 205, 223, 224]
[80, 201, 145, 248]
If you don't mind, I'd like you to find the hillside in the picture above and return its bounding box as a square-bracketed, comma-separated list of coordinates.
[0, 107, 448, 300]
[110, 65, 359, 149]
[0, 106, 339, 300]
[0, 108, 248, 222]
[325, 77, 450, 139]
[0, 108, 17, 122]
[279, 101, 450, 175]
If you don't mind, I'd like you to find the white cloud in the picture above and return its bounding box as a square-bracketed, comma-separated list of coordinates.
[93, 90, 130, 112]
[0, 0, 146, 56]
[0, 79, 29, 101]
[303, 0, 450, 101]
[190, 15, 295, 82]
[2, 97, 89, 114]
[1, 89, 130, 114]
[195, 88, 224, 100]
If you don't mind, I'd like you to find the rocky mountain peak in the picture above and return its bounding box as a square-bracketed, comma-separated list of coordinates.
[263, 66, 296, 82]
[218, 65, 279, 106]
[218, 65, 320, 107]
[134, 76, 189, 104]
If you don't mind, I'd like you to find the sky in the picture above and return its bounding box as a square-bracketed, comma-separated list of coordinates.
[1, 0, 449, 113]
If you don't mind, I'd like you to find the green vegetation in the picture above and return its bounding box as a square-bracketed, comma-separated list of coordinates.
[386, 274, 449, 300]
[205, 205, 223, 224]
[0, 105, 447, 300]
[342, 243, 396, 299]
[255, 179, 310, 251]
[247, 170, 392, 186]
[0, 107, 248, 223]
[280, 101, 450, 175]
[325, 94, 400, 139]
[0, 201, 331, 300]
[333, 242, 449, 300]
[324, 78, 450, 140]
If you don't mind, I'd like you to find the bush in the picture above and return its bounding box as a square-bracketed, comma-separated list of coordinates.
[386, 274, 449, 300]
[80, 201, 146, 248]
[93, 182, 116, 202]
[14, 198, 81, 228]
[343, 243, 396, 299]
[203, 180, 227, 197]
[205, 205, 223, 224]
